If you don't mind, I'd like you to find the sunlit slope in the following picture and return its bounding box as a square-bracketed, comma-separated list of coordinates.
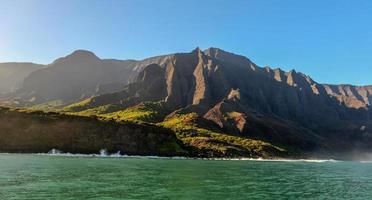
[0, 106, 285, 158]
[62, 102, 286, 158]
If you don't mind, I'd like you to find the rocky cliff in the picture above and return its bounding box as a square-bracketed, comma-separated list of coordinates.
[0, 106, 184, 155]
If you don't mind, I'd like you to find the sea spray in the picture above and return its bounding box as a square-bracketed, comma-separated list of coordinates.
[110, 151, 122, 157]
[47, 149, 63, 155]
[40, 150, 341, 162]
[99, 149, 108, 157]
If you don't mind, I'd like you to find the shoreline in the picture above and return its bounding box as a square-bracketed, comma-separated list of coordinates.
[0, 152, 345, 162]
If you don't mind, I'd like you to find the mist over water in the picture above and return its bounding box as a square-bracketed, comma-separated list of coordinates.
[0, 154, 371, 200]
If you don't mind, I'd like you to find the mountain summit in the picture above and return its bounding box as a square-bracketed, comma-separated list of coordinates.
[51, 50, 101, 65]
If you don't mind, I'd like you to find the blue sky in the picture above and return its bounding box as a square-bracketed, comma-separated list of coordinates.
[1, 0, 371, 85]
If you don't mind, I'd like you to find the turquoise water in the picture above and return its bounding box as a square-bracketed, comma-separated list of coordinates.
[0, 155, 371, 199]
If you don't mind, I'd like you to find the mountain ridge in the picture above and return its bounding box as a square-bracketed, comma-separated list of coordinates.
[57, 48, 371, 157]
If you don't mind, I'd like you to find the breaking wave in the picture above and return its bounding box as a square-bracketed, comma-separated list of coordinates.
[37, 149, 187, 159]
[36, 149, 342, 162]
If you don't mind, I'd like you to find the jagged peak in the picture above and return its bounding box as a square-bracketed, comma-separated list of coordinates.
[204, 47, 252, 59]
[204, 47, 235, 58]
[191, 47, 204, 57]
[204, 47, 221, 54]
[273, 67, 285, 72]
[203, 47, 257, 70]
[192, 47, 202, 52]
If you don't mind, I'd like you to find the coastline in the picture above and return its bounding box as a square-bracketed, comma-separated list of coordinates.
[0, 152, 343, 163]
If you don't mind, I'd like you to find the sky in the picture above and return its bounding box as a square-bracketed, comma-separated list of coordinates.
[1, 0, 372, 85]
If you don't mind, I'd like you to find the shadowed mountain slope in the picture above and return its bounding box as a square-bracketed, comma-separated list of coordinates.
[0, 62, 44, 94]
[1, 50, 173, 107]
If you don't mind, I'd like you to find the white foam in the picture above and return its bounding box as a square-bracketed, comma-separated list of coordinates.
[99, 149, 108, 156]
[36, 149, 188, 159]
[34, 149, 342, 162]
[47, 148, 63, 155]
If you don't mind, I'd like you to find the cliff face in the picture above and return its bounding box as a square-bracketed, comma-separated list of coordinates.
[0, 107, 184, 155]
[66, 48, 372, 155]
[103, 47, 371, 127]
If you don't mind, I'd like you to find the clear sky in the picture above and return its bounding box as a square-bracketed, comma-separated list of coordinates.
[1, 0, 371, 85]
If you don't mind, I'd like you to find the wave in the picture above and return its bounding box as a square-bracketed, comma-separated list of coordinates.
[32, 149, 342, 162]
[36, 149, 188, 159]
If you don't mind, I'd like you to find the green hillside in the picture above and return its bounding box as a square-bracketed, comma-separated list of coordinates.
[61, 102, 286, 158]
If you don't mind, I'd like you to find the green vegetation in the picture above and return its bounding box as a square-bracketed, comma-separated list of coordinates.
[101, 102, 167, 123]
[29, 100, 64, 111]
[0, 106, 185, 156]
[13, 94, 288, 158]
[160, 113, 286, 158]
[64, 101, 167, 123]
[73, 104, 122, 116]
[62, 100, 286, 158]
[62, 98, 94, 112]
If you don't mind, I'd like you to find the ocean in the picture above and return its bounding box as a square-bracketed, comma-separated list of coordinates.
[0, 154, 371, 199]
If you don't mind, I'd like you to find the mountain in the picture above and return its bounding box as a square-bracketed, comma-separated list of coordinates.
[0, 47, 371, 158]
[1, 50, 173, 107]
[0, 62, 44, 94]
[12, 50, 137, 106]
[63, 47, 372, 158]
